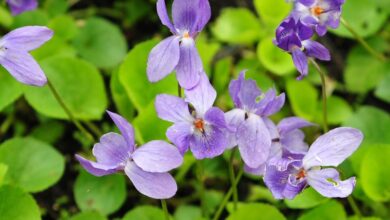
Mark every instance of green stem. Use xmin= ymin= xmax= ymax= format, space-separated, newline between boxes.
xmin=47 ymin=81 xmax=95 ymax=142
xmin=178 ymin=83 xmax=182 ymax=98
xmin=84 ymin=121 xmax=103 ymax=138
xmin=341 ymin=18 xmax=387 ymax=62
xmin=347 ymin=196 xmax=362 ymax=218
xmin=0 ymin=113 xmax=14 ymax=140
xmin=161 ymin=200 xmax=170 ymax=220
xmin=212 ymin=168 xmax=244 ymax=220
xmin=228 ymin=149 xmax=238 ymax=210
xmin=310 ymin=59 xmax=328 ymax=132
xmin=196 ymin=160 xmax=207 ymax=217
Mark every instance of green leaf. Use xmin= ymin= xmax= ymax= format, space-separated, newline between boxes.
xmin=316 ymin=96 xmax=353 ymax=125
xmin=174 ymin=205 xmax=202 ymax=220
xmin=25 ymin=57 xmax=108 ymax=120
xmin=31 ymin=36 xmax=76 ymax=61
xmin=298 ymin=201 xmax=346 ymax=220
xmin=118 ymin=39 xmax=177 ymax=110
xmin=227 ymin=203 xmax=286 ymax=220
xmin=48 ymin=15 xmax=78 ymax=41
xmin=0 ymin=185 xmax=41 ymax=220
xmin=285 ymin=187 xmax=329 ymax=209
xmin=0 ymin=138 xmax=64 ymax=192
xmin=375 ymin=73 xmax=390 ymax=103
xmin=30 ymin=120 xmax=65 ymax=144
xmin=257 ymin=37 xmax=295 ymax=75
xmin=330 ymin=0 xmax=387 ymax=38
xmin=286 ymin=79 xmax=318 ymax=121
xmin=196 ymin=33 xmax=221 ymax=74
xmin=0 ymin=163 xmax=8 ymax=186
xmin=0 ymin=6 xmax=13 ymax=28
xmin=73 ymin=17 xmax=127 ymax=68
xmin=213 ymin=57 xmax=233 ymax=94
xmin=361 ymin=144 xmax=390 ymax=201
xmin=212 ymin=8 xmax=262 ymax=44
xmin=0 ymin=67 xmax=23 ymax=112
xmin=74 ymin=171 xmax=126 ymax=215
xmin=69 ymin=211 xmax=107 ymax=220
xmin=110 ymin=69 xmax=135 ymax=121
xmin=12 ymin=10 xmax=49 ymax=28
xmin=44 ymin=0 xmax=69 ymax=17
xmin=253 ymin=0 xmax=292 ymax=29
xmin=123 ymin=206 xmax=166 ymax=220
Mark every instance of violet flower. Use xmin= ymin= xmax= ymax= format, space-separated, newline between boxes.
xmin=264 ymin=127 xmax=363 ymax=199
xmin=225 ymin=71 xmax=285 ymax=169
xmin=147 ymin=0 xmax=211 ymax=89
xmin=7 ymin=0 xmax=37 ymax=16
xmin=76 ymin=111 xmax=183 ymax=199
xmin=274 ymin=17 xmax=330 ymax=79
xmin=291 ymin=0 xmax=345 ymax=36
xmin=0 ymin=26 xmax=53 ymax=86
xmin=155 ymin=73 xmax=230 ymax=159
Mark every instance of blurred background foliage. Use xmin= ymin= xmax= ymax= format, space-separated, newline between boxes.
xmin=0 ymin=0 xmax=389 ymax=219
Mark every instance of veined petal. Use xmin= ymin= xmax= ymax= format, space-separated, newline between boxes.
xmin=225 ymin=109 xmax=246 ymax=149
xmin=291 ymin=48 xmax=308 ymax=79
xmin=193 ymin=0 xmax=211 ymax=33
xmin=92 ymin=132 xmax=130 ymax=166
xmin=278 ymin=117 xmax=313 ymax=136
xmin=7 ymin=0 xmax=37 ymax=16
xmin=303 ymin=40 xmax=330 ymax=61
xmin=147 ymin=36 xmax=180 ymax=82
xmin=125 ymin=162 xmax=177 ymax=199
xmin=172 ymin=0 xmax=210 ymax=34
xmin=166 ymin=122 xmax=192 ymax=154
xmin=307 ymin=168 xmax=356 ymax=198
xmin=75 ymin=155 xmax=119 ymax=177
xmin=2 ymin=26 xmax=53 ymax=51
xmin=303 ymin=127 xmax=363 ymax=169
xmin=156 ymin=0 xmax=176 ymax=33
xmin=282 ymin=129 xmax=309 ymax=153
xmin=190 ymin=124 xmax=228 ymax=159
xmin=107 ymin=111 xmax=135 ymax=152
xmin=0 ymin=49 xmax=47 ymax=86
xmin=155 ymin=94 xmax=192 ymax=123
xmin=205 ymin=107 xmax=227 ymax=128
xmin=176 ymin=39 xmax=202 ymax=89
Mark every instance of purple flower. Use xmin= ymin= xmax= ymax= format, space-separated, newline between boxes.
xmin=264 ymin=127 xmax=363 ymax=199
xmin=155 ymin=73 xmax=230 ymax=159
xmin=275 ymin=17 xmax=330 ymax=79
xmin=0 ymin=26 xmax=53 ymax=86
xmin=147 ymin=0 xmax=211 ymax=89
xmin=76 ymin=111 xmax=183 ymax=199
xmin=7 ymin=0 xmax=37 ymax=15
xmin=245 ymin=117 xmax=313 ymax=176
xmin=291 ymin=0 xmax=345 ymax=36
xmin=225 ymin=71 xmax=285 ymax=169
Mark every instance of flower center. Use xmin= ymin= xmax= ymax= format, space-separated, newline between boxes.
xmin=182 ymin=31 xmax=191 ymax=39
xmin=295 ymin=168 xmax=307 ymax=180
xmin=194 ymin=119 xmax=205 ymax=133
xmin=311 ymin=6 xmax=324 ymax=16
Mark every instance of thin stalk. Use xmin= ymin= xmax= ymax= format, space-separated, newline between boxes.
xmin=0 ymin=113 xmax=14 ymax=140
xmin=228 ymin=149 xmax=238 ymax=210
xmin=347 ymin=196 xmax=362 ymax=218
xmin=212 ymin=168 xmax=244 ymax=220
xmin=161 ymin=200 xmax=170 ymax=220
xmin=341 ymin=18 xmax=387 ymax=62
xmin=310 ymin=59 xmax=328 ymax=132
xmin=84 ymin=121 xmax=103 ymax=138
xmin=178 ymin=83 xmax=182 ymax=98
xmin=47 ymin=80 xmax=95 ymax=142
xmin=196 ymin=160 xmax=207 ymax=217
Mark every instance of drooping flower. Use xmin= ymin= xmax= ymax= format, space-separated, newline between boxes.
xmin=225 ymin=71 xmax=285 ymax=169
xmin=76 ymin=111 xmax=183 ymax=199
xmin=274 ymin=17 xmax=330 ymax=79
xmin=7 ymin=0 xmax=37 ymax=15
xmin=291 ymin=0 xmax=345 ymax=36
xmin=155 ymin=73 xmax=230 ymax=159
xmin=147 ymin=0 xmax=211 ymax=89
xmin=264 ymin=127 xmax=363 ymax=199
xmin=0 ymin=26 xmax=53 ymax=86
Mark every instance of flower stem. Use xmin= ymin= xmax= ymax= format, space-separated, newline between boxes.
xmin=228 ymin=149 xmax=238 ymax=210
xmin=212 ymin=168 xmax=244 ymax=220
xmin=196 ymin=160 xmax=207 ymax=217
xmin=0 ymin=113 xmax=14 ymax=140
xmin=310 ymin=59 xmax=328 ymax=132
xmin=341 ymin=18 xmax=387 ymax=62
xmin=47 ymin=80 xmax=95 ymax=142
xmin=347 ymin=196 xmax=362 ymax=218
xmin=160 ymin=200 xmax=170 ymax=220
xmin=178 ymin=83 xmax=182 ymax=98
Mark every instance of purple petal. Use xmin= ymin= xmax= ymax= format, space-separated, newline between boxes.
xmin=172 ymin=0 xmax=210 ymax=34
xmin=263 ymin=117 xmax=279 ymax=140
xmin=303 ymin=127 xmax=363 ymax=169
xmin=303 ymin=40 xmax=330 ymax=61
xmin=7 ymin=0 xmax=37 ymax=15
xmin=307 ymin=168 xmax=356 ymax=198
xmin=278 ymin=117 xmax=313 ymax=136
xmin=298 ymin=0 xmax=315 ymax=6
xmin=228 ymin=70 xmax=262 ymax=111
xmin=125 ymin=162 xmax=177 ymax=199
xmin=155 ymin=94 xmax=193 ymax=123
xmin=193 ymin=0 xmax=211 ymax=33
xmin=75 ymin=155 xmax=119 ymax=177
xmin=2 ymin=26 xmax=53 ymax=51
xmin=315 ymin=25 xmax=328 ymax=36
xmin=107 ymin=111 xmax=135 ymax=153
xmin=166 ymin=122 xmax=192 ymax=154
xmin=282 ymin=129 xmax=309 ymax=153
xmin=244 ymin=163 xmax=265 ymax=176
xmin=184 ymin=72 xmax=216 ymax=116
xmin=225 ymin=109 xmax=246 ymax=149
xmin=259 ymin=91 xmax=285 ymax=117
xmin=147 ymin=36 xmax=180 ymax=82
xmin=0 ymin=49 xmax=47 ymax=86
xmin=237 ymin=114 xmax=271 ymax=168
xmin=291 ymin=48 xmax=308 ymax=79
xmin=176 ymin=39 xmax=202 ymax=89
xmin=133 ymin=140 xmax=183 ymax=173
xmin=228 ymin=70 xmax=245 ymax=108
xmin=297 ymin=20 xmax=314 ymax=41
xmin=205 ymin=107 xmax=227 ymax=128
xmin=92 ymin=132 xmax=130 ymax=166
xmin=156 ymin=0 xmax=176 ymax=33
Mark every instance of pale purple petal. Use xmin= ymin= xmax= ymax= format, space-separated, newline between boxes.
xmin=2 ymin=26 xmax=53 ymax=51
xmin=107 ymin=111 xmax=135 ymax=153
xmin=172 ymin=0 xmax=210 ymax=34
xmin=75 ymin=155 xmax=119 ymax=177
xmin=263 ymin=117 xmax=279 ymax=140
xmin=147 ymin=36 xmax=180 ymax=82
xmin=282 ymin=129 xmax=309 ymax=153
xmin=166 ymin=122 xmax=192 ymax=154
xmin=316 ymin=25 xmax=328 ymax=36
xmin=278 ymin=117 xmax=313 ymax=136
xmin=303 ymin=127 xmax=363 ymax=169
xmin=193 ymin=0 xmax=211 ymax=33
xmin=237 ymin=114 xmax=271 ymax=168
xmin=156 ymin=0 xmax=176 ymax=33
xmin=260 ymin=92 xmax=285 ymax=117
xmin=125 ymin=162 xmax=177 ymax=199
xmin=307 ymin=168 xmax=356 ymax=198
xmin=298 ymin=0 xmax=315 ymax=6
xmin=244 ymin=163 xmax=265 ymax=176
xmin=228 ymin=71 xmax=245 ymax=108
xmin=132 ymin=140 xmax=183 ymax=173
xmin=0 ymin=49 xmax=47 ymax=86
xmin=205 ymin=107 xmax=227 ymax=128
xmin=189 ymin=124 xmax=228 ymax=159
xmin=7 ymin=0 xmax=37 ymax=16
xmin=155 ymin=94 xmax=193 ymax=123
xmin=184 ymin=72 xmax=216 ymax=116
xmin=303 ymin=40 xmax=330 ymax=61
xmin=176 ymin=39 xmax=202 ymax=89
xmin=225 ymin=109 xmax=246 ymax=149
xmin=292 ymin=48 xmax=308 ymax=79
xmin=92 ymin=132 xmax=130 ymax=166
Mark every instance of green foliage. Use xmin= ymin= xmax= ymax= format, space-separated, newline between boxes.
xmin=68 ymin=211 xmax=107 ymax=220
xmin=174 ymin=205 xmax=202 ymax=220
xmin=285 ymin=188 xmax=329 ymax=209
xmin=286 ymin=79 xmax=318 ymax=121
xmin=227 ymin=203 xmax=286 ymax=220
xmin=122 ymin=206 xmax=166 ymax=220
xmin=0 ymin=67 xmax=23 ymax=111
xmin=298 ymin=201 xmax=347 ymax=220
